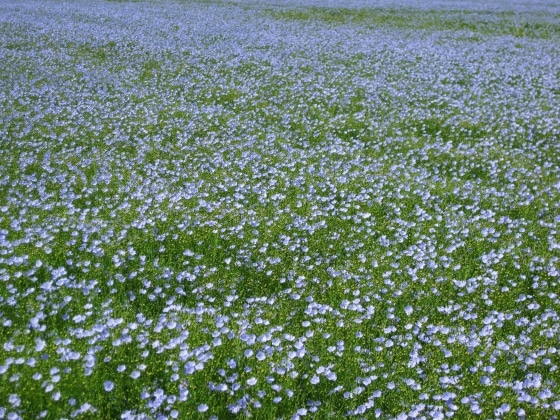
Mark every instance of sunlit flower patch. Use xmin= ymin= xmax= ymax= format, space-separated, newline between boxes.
xmin=1 ymin=0 xmax=560 ymax=418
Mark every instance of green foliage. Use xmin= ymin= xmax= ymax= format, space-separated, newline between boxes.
xmin=271 ymin=7 xmax=560 ymax=39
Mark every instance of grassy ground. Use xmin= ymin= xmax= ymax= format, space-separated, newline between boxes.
xmin=1 ymin=0 xmax=560 ymax=418
xmin=271 ymin=7 xmax=560 ymax=39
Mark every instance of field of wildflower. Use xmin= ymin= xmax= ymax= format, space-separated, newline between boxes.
xmin=1 ymin=0 xmax=560 ymax=418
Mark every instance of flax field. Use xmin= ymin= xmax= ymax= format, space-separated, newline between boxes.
xmin=1 ymin=0 xmax=560 ymax=418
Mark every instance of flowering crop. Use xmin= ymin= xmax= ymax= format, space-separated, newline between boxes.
xmin=1 ymin=0 xmax=560 ymax=418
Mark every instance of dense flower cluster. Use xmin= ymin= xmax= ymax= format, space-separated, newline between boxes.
xmin=1 ymin=0 xmax=559 ymax=418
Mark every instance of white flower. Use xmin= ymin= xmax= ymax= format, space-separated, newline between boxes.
xmin=326 ymin=371 xmax=337 ymax=381
xmin=8 ymin=394 xmax=20 ymax=407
